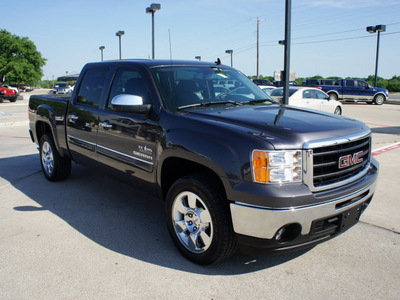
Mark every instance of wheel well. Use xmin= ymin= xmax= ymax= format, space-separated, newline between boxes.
xmin=374 ymin=93 xmax=386 ymax=99
xmin=35 ymin=121 xmax=52 ymax=143
xmin=161 ymin=157 xmax=226 ymax=201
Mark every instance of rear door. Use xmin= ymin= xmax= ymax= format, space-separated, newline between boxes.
xmin=343 ymin=80 xmax=357 ymax=100
xmin=66 ymin=66 xmax=109 ymax=165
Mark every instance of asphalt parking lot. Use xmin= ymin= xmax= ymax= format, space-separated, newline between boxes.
xmin=1 ymin=92 xmax=399 ymax=299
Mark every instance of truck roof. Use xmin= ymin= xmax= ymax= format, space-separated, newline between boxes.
xmin=85 ymin=59 xmax=233 ymax=69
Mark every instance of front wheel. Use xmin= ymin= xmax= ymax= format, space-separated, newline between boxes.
xmin=334 ymin=106 xmax=342 ymax=115
xmin=373 ymin=94 xmax=385 ymax=105
xmin=166 ymin=175 xmax=237 ymax=265
xmin=39 ymin=134 xmax=71 ymax=181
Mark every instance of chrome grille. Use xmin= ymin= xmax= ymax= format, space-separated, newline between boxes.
xmin=312 ymin=136 xmax=370 ymax=188
xmin=303 ymin=131 xmax=371 ymax=192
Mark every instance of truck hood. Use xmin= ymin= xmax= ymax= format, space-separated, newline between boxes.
xmin=188 ymin=105 xmax=369 ymax=149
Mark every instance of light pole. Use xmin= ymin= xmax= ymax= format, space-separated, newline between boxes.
xmin=116 ymin=31 xmax=125 ymax=60
xmin=146 ymin=3 xmax=161 ymax=59
xmin=366 ymin=24 xmax=386 ymax=87
xmin=99 ymin=46 xmax=105 ymax=61
xmin=282 ymin=0 xmax=291 ymax=105
xmin=195 ymin=56 xmax=201 ymax=61
xmin=225 ymin=50 xmax=233 ymax=67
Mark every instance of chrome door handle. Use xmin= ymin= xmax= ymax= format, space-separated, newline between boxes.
xmin=99 ymin=122 xmax=113 ymax=129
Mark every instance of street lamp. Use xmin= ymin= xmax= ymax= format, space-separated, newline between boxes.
xmin=116 ymin=31 xmax=125 ymax=60
xmin=225 ymin=50 xmax=233 ymax=67
xmin=195 ymin=56 xmax=201 ymax=61
xmin=99 ymin=46 xmax=105 ymax=61
xmin=366 ymin=24 xmax=386 ymax=87
xmin=146 ymin=3 xmax=161 ymax=59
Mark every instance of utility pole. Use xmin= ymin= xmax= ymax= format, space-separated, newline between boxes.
xmin=250 ymin=17 xmax=266 ymax=78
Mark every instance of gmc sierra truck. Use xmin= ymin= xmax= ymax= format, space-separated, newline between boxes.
xmin=29 ymin=60 xmax=379 ymax=265
xmin=303 ymin=78 xmax=389 ymax=105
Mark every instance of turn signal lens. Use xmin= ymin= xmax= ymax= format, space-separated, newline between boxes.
xmin=252 ymin=150 xmax=270 ymax=183
xmin=252 ymin=150 xmax=302 ymax=184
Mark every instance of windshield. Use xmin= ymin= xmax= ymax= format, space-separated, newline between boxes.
xmin=151 ymin=66 xmax=274 ymax=111
xmin=55 ymin=83 xmax=68 ymax=88
xmin=270 ymin=88 xmax=297 ymax=97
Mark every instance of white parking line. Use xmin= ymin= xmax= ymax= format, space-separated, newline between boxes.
xmin=372 ymin=142 xmax=400 ymax=156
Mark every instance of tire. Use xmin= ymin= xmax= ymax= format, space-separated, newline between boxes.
xmin=334 ymin=106 xmax=342 ymax=115
xmin=39 ymin=134 xmax=71 ymax=181
xmin=10 ymin=97 xmax=17 ymax=102
xmin=166 ymin=174 xmax=238 ymax=265
xmin=328 ymin=93 xmax=338 ymax=101
xmin=373 ymin=94 xmax=385 ymax=105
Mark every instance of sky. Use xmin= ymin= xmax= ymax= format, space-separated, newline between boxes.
xmin=2 ymin=0 xmax=400 ymax=81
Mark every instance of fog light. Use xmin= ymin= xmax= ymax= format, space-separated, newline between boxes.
xmin=274 ymin=223 xmax=302 ymax=243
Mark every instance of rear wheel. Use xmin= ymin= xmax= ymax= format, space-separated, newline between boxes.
xmin=39 ymin=134 xmax=71 ymax=181
xmin=166 ymin=174 xmax=237 ymax=265
xmin=373 ymin=94 xmax=385 ymax=105
xmin=328 ymin=93 xmax=338 ymax=100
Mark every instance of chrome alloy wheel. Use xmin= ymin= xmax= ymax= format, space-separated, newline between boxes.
xmin=41 ymin=141 xmax=54 ymax=176
xmin=171 ymin=191 xmax=213 ymax=253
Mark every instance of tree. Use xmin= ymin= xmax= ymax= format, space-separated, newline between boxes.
xmin=0 ymin=29 xmax=46 ymax=85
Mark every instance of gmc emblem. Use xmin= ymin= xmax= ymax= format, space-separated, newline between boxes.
xmin=339 ymin=151 xmax=364 ymax=169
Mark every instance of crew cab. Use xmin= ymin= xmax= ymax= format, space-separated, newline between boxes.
xmin=303 ymin=78 xmax=389 ymax=105
xmin=29 ymin=60 xmax=379 ymax=264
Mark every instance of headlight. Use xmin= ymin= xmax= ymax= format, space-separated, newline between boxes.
xmin=252 ymin=150 xmax=302 ymax=184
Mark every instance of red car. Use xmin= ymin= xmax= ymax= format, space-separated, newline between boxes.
xmin=0 ymin=84 xmax=17 ymax=103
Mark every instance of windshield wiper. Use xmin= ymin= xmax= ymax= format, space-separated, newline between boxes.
xmin=177 ymin=100 xmax=242 ymax=110
xmin=242 ymin=99 xmax=275 ymax=105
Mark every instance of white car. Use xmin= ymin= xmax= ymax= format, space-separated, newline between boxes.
xmin=269 ymin=87 xmax=343 ymax=115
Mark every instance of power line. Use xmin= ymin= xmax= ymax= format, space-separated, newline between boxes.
xmin=293 ymin=31 xmax=400 ymax=45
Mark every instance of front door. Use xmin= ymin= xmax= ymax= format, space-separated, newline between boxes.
xmin=96 ymin=67 xmax=162 ymax=186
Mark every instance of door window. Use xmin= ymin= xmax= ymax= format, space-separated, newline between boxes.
xmin=315 ymin=90 xmax=329 ymax=99
xmin=107 ymin=69 xmax=150 ymax=108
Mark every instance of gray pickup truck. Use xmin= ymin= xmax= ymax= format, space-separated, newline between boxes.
xmin=28 ymin=59 xmax=379 ymax=264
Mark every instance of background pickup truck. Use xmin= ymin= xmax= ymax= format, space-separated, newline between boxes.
xmin=303 ymin=78 xmax=389 ymax=105
xmin=0 ymin=84 xmax=17 ymax=103
xmin=29 ymin=60 xmax=379 ymax=264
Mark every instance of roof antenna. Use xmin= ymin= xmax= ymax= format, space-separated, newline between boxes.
xmin=215 ymin=58 xmax=221 ymax=65
xmin=169 ymin=29 xmax=173 ymax=61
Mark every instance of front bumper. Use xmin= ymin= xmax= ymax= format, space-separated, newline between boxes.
xmin=0 ymin=94 xmax=17 ymax=100
xmin=230 ymin=157 xmax=379 ymax=253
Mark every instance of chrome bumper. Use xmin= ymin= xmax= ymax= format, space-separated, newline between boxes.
xmin=230 ymin=176 xmax=378 ymax=239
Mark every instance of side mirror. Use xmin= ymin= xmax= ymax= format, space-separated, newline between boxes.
xmin=111 ymin=94 xmax=151 ymax=114
xmin=365 ymin=85 xmax=370 ymax=89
